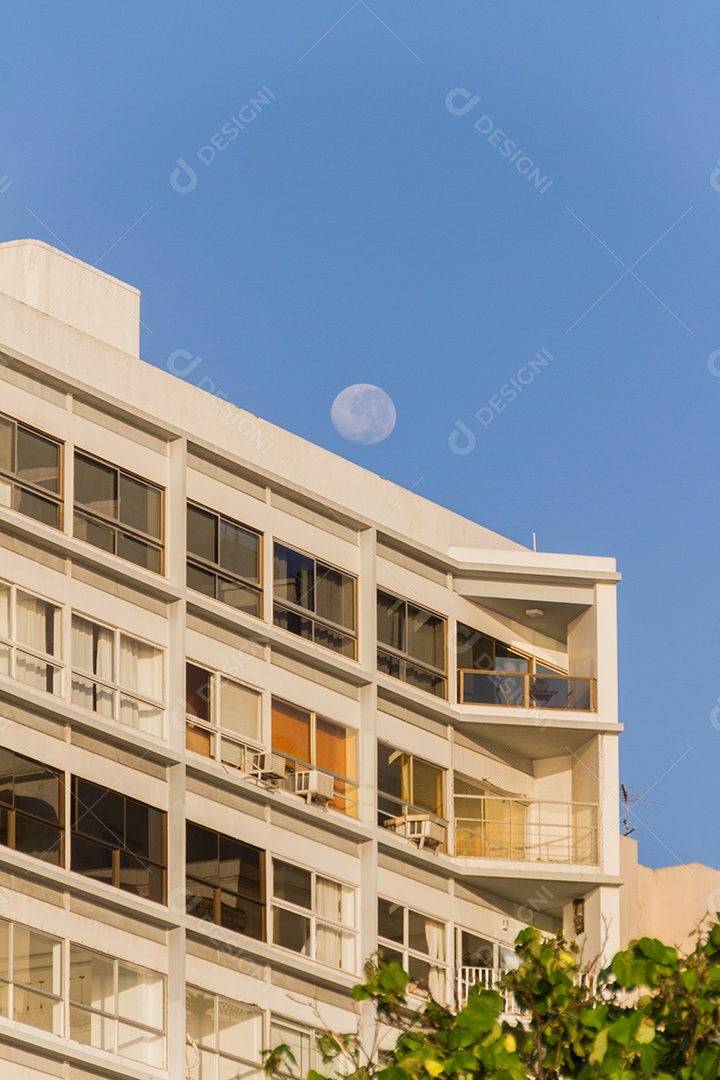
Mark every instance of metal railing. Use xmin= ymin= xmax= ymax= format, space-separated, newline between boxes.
xmin=454 ymin=799 xmax=598 ymax=865
xmin=272 ymin=749 xmax=360 ymax=818
xmin=458 ymin=670 xmax=595 ymax=711
xmin=378 ymin=792 xmax=448 ymax=851
xmin=457 ymin=967 xmax=597 ymax=1012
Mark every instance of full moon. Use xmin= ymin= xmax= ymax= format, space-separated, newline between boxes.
xmin=331 ymin=384 xmax=396 ymax=445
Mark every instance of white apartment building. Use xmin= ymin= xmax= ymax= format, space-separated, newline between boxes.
xmin=0 ymin=239 xmax=622 ymax=1080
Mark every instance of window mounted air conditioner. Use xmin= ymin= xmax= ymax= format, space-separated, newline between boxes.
xmin=287 ymin=768 xmax=335 ymax=804
xmin=247 ymin=751 xmax=286 ymax=782
xmin=388 ymin=813 xmax=445 ymax=850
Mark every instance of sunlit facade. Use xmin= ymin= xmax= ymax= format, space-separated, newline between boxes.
xmin=0 ymin=240 xmax=622 ymax=1079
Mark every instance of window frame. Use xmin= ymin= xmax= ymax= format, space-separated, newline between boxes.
xmin=270 ymin=857 xmax=357 ymax=972
xmin=377 ymin=898 xmax=448 ymax=999
xmin=0 ymin=578 xmax=64 ymax=697
xmin=376 ymin=743 xmax=446 ymax=825
xmin=0 ymin=916 xmax=64 ymax=1035
xmin=0 ymin=412 xmax=63 ymax=530
xmin=185 ymin=660 xmax=263 ymax=767
xmin=271 ymin=697 xmax=359 ymax=817
xmin=273 ymin=541 xmax=358 ymax=659
xmin=70 ymin=777 xmax=167 ymax=905
xmin=69 ymin=943 xmax=167 ymax=1068
xmin=73 ymin=450 xmax=165 ymax=574
xmin=71 ymin=612 xmax=166 ymax=738
xmin=186 ymin=984 xmax=264 ymax=1080
xmin=377 ymin=590 xmax=447 ymax=698
xmin=0 ymin=746 xmax=64 ymax=867
xmin=186 ymin=501 xmax=263 ymax=617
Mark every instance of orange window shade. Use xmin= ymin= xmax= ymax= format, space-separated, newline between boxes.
xmin=316 ymin=718 xmax=356 ymax=780
xmin=272 ymin=700 xmax=311 ymax=762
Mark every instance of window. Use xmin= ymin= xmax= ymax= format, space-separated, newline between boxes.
xmin=71 ymin=616 xmax=165 ymax=737
xmin=71 ymin=779 xmax=166 ymax=903
xmin=0 ymin=413 xmax=62 ymax=528
xmin=0 ymin=747 xmax=63 ymax=865
xmin=272 ymin=859 xmax=356 ymax=971
xmin=453 ymin=775 xmax=526 ymax=860
xmin=74 ymin=452 xmax=163 ymax=573
xmin=0 ymin=581 xmax=63 ymax=696
xmin=272 ymin=699 xmax=358 ymax=817
xmin=185 ymin=662 xmax=261 ymax=767
xmin=69 ymin=946 xmax=166 ymax=1068
xmin=187 ymin=503 xmax=262 ymax=617
xmin=377 ymin=899 xmax=446 ymax=1000
xmin=377 ymin=744 xmax=444 ymax=826
xmin=0 ymin=918 xmax=63 ymax=1034
xmin=269 ymin=1020 xmax=327 ymax=1078
xmin=186 ymin=987 xmax=263 ymax=1080
xmin=185 ymin=823 xmax=265 ymax=940
xmin=273 ymin=543 xmax=356 ymax=658
xmin=377 ymin=592 xmax=446 ymax=697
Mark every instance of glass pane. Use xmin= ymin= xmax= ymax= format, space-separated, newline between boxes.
xmin=70 ymin=946 xmax=114 ymax=1011
xmin=377 ymin=592 xmax=404 ymax=651
xmin=187 ymin=563 xmax=216 ymax=598
xmin=72 ymin=615 xmax=114 ymax=680
xmin=273 ymin=544 xmax=314 ymax=611
xmin=456 ymin=625 xmax=495 ymax=674
xmin=186 ymin=880 xmax=215 ymax=922
xmin=0 ymin=582 xmax=9 ymax=639
xmin=495 ymin=644 xmax=529 ymax=673
xmin=117 ymin=532 xmax=162 ymax=573
xmin=16 ymin=593 xmax=60 ymax=656
xmin=404 ymin=663 xmax=446 ymax=698
xmin=377 ymin=745 xmax=403 ymax=801
xmin=74 ymin=779 xmax=123 ymax=842
xmin=407 ymin=605 xmax=445 ymax=671
xmin=119 ymin=473 xmax=162 ymax=538
xmin=0 ymin=416 xmax=13 ymax=472
xmin=0 ymin=642 xmax=8 ymax=677
xmin=186 ymin=986 xmax=216 ymax=1048
xmin=120 ymin=636 xmax=163 ymax=701
xmin=378 ymin=899 xmax=404 ymax=944
xmin=187 ymin=663 xmax=212 ymax=723
xmin=217 ymin=998 xmax=263 ymax=1059
xmin=409 ymin=910 xmax=445 ymax=961
xmin=119 ymin=851 xmax=165 ymax=903
xmin=13 ymin=985 xmax=61 ymax=1033
xmin=119 ymin=696 xmax=164 ymax=736
xmin=273 ymin=859 xmax=312 ymax=908
xmin=0 ymin=919 xmax=9 ymax=979
xmin=16 ymin=488 xmax=60 ymax=528
xmin=271 ymin=700 xmax=310 ymax=763
xmin=316 ymin=924 xmax=355 ymax=971
xmin=316 ymin=718 xmax=354 ymax=780
xmin=188 ymin=505 xmax=217 ymax=562
xmin=72 ymin=675 xmax=115 ymax=717
xmin=187 ymin=723 xmax=214 ymax=757
xmin=74 ymin=510 xmax=115 ymax=553
xmin=118 ymin=962 xmax=165 ymax=1030
xmin=16 ymin=427 xmax=60 ymax=493
xmin=0 ymin=477 xmax=10 ymax=508
xmin=14 ymin=815 xmax=61 ymax=864
xmin=313 ymin=623 xmax=356 ymax=657
xmin=219 ymin=836 xmax=262 ymax=904
xmin=70 ymin=1004 xmax=114 ymax=1051
xmin=315 ymin=566 xmax=355 ymax=631
xmin=13 ymin=755 xmax=60 ymax=822
xmin=118 ymin=1022 xmax=165 ymax=1067
xmin=412 ymin=760 xmax=444 ymax=816
xmin=272 ymin=906 xmax=310 ymax=955
xmin=220 ymin=892 xmax=264 ymax=940
xmin=219 ymin=520 xmax=259 ymax=582
xmin=75 ymin=454 xmax=117 ymax=517
xmin=316 ymin=878 xmax=354 ymax=927
xmin=273 ymin=605 xmax=313 ymax=642
xmin=13 ymin=926 xmax=61 ymax=994
xmin=461 ymin=932 xmax=495 ymax=967
xmin=15 ymin=652 xmax=62 ymax=695
xmin=218 ymin=577 xmax=261 ymax=616
xmin=71 ymin=835 xmax=114 ymax=886
xmin=186 ymin=823 xmax=217 ymax=882
xmin=219 ymin=679 xmax=259 ymax=741
xmin=270 ymin=1023 xmax=311 ymax=1077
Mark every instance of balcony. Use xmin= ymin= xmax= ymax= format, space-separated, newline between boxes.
xmin=378 ymin=793 xmax=448 ymax=852
xmin=455 ymin=799 xmax=598 ymax=865
xmin=457 ymin=966 xmax=597 ymax=1012
xmin=458 ymin=670 xmax=595 ymax=711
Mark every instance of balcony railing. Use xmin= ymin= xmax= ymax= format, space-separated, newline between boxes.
xmin=454 ymin=800 xmax=598 ymax=865
xmin=458 ymin=670 xmax=595 ymax=711
xmin=457 ymin=967 xmax=597 ymax=1012
xmin=378 ymin=792 xmax=448 ymax=852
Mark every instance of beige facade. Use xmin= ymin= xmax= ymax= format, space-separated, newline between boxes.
xmin=0 ymin=239 xmax=623 ymax=1079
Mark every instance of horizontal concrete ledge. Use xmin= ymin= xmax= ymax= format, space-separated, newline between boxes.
xmin=0 ymin=1017 xmax=165 ymax=1080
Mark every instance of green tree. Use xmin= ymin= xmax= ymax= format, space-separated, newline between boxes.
xmin=263 ymin=923 xmax=720 ymax=1080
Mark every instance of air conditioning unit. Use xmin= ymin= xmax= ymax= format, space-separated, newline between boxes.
xmin=247 ymin=751 xmax=286 ymax=782
xmin=287 ymin=769 xmax=335 ymax=804
xmin=390 ymin=814 xmax=445 ymax=850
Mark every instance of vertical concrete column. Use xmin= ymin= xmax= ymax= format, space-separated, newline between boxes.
xmin=358 ymin=526 xmax=379 ymax=1065
xmin=166 ymin=436 xmax=188 ymax=1080
xmin=594 ymin=583 xmax=619 ymax=725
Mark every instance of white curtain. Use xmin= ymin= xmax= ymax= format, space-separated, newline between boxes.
xmin=117 ymin=963 xmax=165 ymax=1030
xmin=72 ymin=617 xmax=115 ymax=716
xmin=120 ymin=635 xmax=163 ymax=701
xmin=0 ymin=583 xmax=9 ymax=639
xmin=16 ymin=592 xmax=55 ymax=654
xmin=316 ymin=879 xmax=356 ymax=970
xmin=424 ymin=918 xmax=445 ymax=1001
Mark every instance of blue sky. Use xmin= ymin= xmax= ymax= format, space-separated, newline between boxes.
xmin=1 ymin=2 xmax=719 ymax=869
